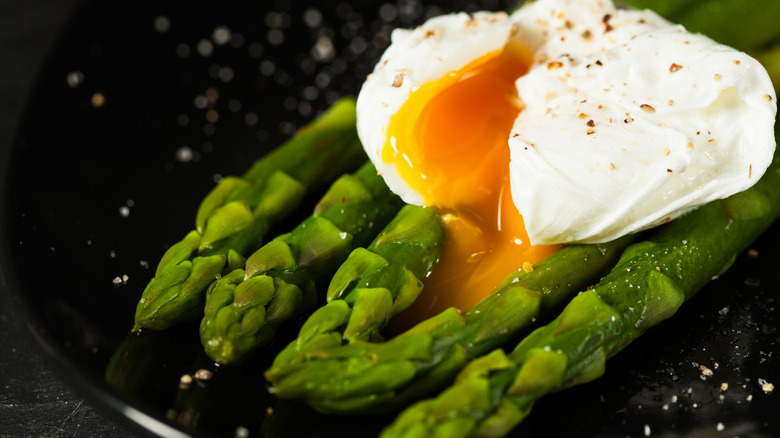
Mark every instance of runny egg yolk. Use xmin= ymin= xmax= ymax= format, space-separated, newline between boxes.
xmin=382 ymin=43 xmax=561 ymax=327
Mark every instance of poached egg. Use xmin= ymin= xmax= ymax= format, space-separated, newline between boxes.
xmin=356 ymin=0 xmax=777 ymax=318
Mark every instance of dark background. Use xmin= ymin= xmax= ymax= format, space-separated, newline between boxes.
xmin=0 ymin=1 xmax=136 ymax=436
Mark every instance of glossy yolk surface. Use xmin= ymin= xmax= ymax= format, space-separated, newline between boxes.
xmin=383 ymin=44 xmax=561 ymax=327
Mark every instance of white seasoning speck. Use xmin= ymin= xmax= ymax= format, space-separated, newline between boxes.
xmin=119 ymin=206 xmax=130 ymax=217
xmin=312 ymin=35 xmax=335 ymax=61
xmin=194 ymin=95 xmax=209 ymax=109
xmin=66 ymin=71 xmax=85 ymax=88
xmin=153 ymin=15 xmax=170 ymax=33
xmin=212 ymin=26 xmax=232 ymax=45
xmin=235 ymin=426 xmax=250 ymax=438
xmin=303 ymin=8 xmax=323 ymax=28
xmin=644 ymin=424 xmax=651 ymax=436
xmin=716 ymin=423 xmax=724 ymax=431
xmin=176 ymin=146 xmax=194 ymax=162
xmin=197 ymin=39 xmax=214 ymax=57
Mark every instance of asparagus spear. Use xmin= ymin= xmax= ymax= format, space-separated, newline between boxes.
xmin=382 ymin=152 xmax=780 ymax=438
xmin=200 ymin=162 xmax=404 ymax=364
xmin=262 ymin=233 xmax=635 ymax=412
xmin=265 ymin=204 xmax=445 ymax=385
xmin=133 ymin=98 xmax=366 ymax=332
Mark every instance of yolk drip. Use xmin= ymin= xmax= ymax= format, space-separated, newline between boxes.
xmin=383 ymin=44 xmax=561 ymax=328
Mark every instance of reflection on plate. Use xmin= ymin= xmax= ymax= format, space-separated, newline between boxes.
xmin=1 ymin=0 xmax=778 ymax=437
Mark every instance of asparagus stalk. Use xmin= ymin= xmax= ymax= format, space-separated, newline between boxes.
xmin=133 ymin=98 xmax=365 ymax=332
xmin=200 ymin=162 xmax=404 ymax=364
xmin=265 ymin=204 xmax=445 ymax=386
xmin=382 ymin=153 xmax=780 ymax=438
xmin=262 ymin=233 xmax=635 ymax=412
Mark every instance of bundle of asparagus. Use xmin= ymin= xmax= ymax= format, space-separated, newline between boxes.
xmin=124 ymin=1 xmax=779 ymax=437
xmin=133 ymin=98 xmax=365 ymax=332
xmin=200 ymin=161 xmax=404 ymax=364
xmin=267 ymin=204 xmax=445 ymax=381
xmin=265 ymin=236 xmax=636 ymax=412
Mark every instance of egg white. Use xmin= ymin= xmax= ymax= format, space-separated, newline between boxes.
xmin=356 ymin=10 xmax=519 ymax=206
xmin=356 ymin=0 xmax=777 ymax=244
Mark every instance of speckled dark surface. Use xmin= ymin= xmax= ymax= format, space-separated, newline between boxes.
xmin=0 ymin=1 xmax=778 ymax=438
xmin=0 ymin=1 xmax=136 ymax=437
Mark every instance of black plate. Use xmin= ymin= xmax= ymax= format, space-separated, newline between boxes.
xmin=1 ymin=0 xmax=779 ymax=437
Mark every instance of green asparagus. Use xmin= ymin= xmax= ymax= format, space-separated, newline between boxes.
xmin=628 ymin=0 xmax=780 ymax=52
xmin=263 ymin=234 xmax=635 ymax=412
xmin=382 ymin=151 xmax=780 ymax=438
xmin=133 ymin=98 xmax=365 ymax=332
xmin=265 ymin=204 xmax=445 ymax=386
xmin=199 ymin=162 xmax=404 ymax=364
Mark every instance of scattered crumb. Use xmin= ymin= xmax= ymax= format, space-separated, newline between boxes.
xmin=179 ymin=374 xmax=193 ymax=388
xmin=522 ymin=261 xmax=534 ymax=272
xmin=747 ymin=249 xmax=759 ymax=258
xmin=91 ymin=92 xmax=106 ymax=107
xmin=195 ymin=369 xmax=213 ymax=381
xmin=721 ymin=382 xmax=729 ymax=391
xmin=758 ymin=378 xmax=774 ymax=393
